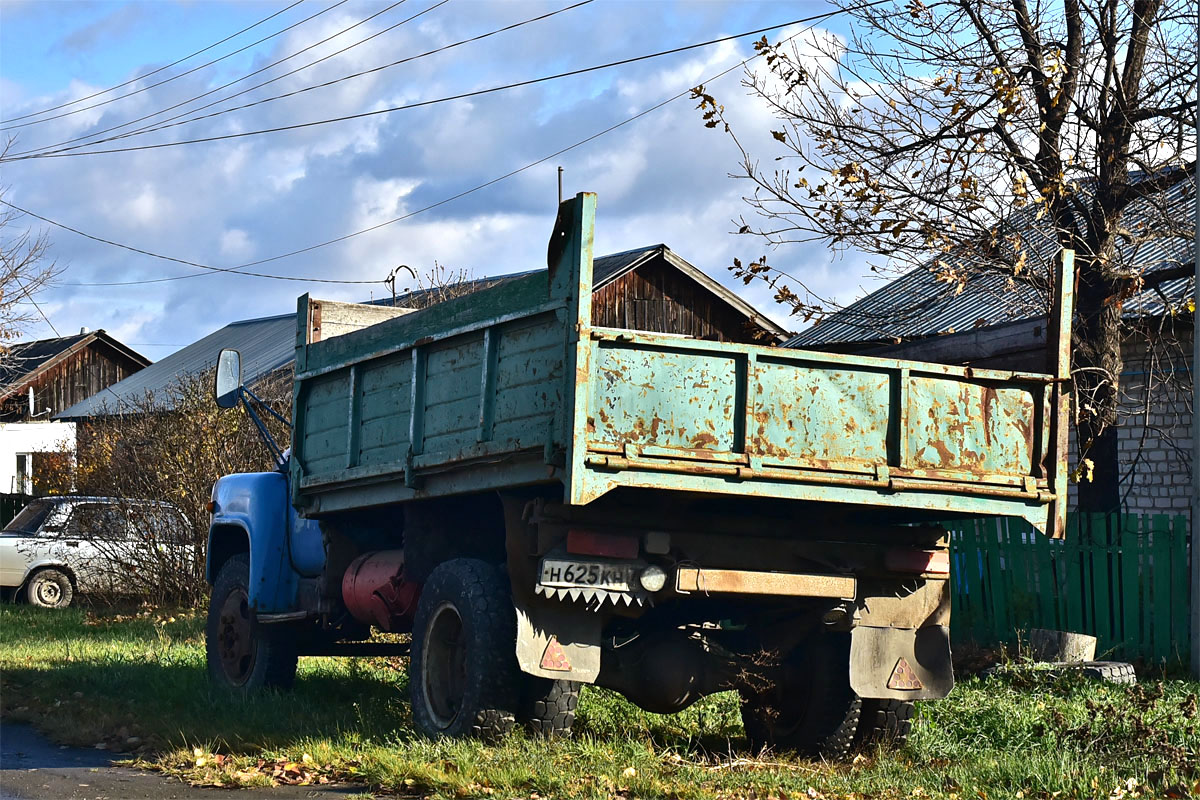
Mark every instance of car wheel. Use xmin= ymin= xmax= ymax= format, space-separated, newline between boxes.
xmin=24 ymin=569 xmax=74 ymax=609
xmin=409 ymin=558 xmax=521 ymax=739
xmin=206 ymin=554 xmax=297 ymax=691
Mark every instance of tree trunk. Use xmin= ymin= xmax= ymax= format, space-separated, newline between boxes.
xmin=1072 ymin=261 xmax=1124 ymax=515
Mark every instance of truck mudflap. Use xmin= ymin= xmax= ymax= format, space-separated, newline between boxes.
xmin=849 ymin=625 xmax=954 ymax=701
xmin=514 ymin=597 xmax=602 ymax=682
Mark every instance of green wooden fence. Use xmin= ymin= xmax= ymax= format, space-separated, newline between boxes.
xmin=948 ymin=513 xmax=1191 ymax=667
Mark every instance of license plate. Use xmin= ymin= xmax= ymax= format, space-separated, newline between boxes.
xmin=539 ymin=558 xmax=637 ymax=591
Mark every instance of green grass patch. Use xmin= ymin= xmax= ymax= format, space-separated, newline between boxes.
xmin=1 ymin=604 xmax=1197 ymax=798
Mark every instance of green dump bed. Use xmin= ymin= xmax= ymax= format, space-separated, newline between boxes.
xmin=290 ymin=194 xmax=1071 ymax=536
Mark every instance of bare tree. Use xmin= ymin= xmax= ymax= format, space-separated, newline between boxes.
xmin=0 ymin=142 xmax=60 ymax=357
xmin=41 ymin=370 xmax=292 ymax=603
xmin=698 ymin=0 xmax=1196 ymax=512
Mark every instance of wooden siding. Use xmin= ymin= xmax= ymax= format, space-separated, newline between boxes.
xmin=591 ymin=259 xmax=761 ymax=343
xmin=1 ymin=340 xmax=147 ymax=420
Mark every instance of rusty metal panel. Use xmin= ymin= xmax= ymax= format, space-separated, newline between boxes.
xmin=589 ymin=345 xmax=740 ymax=454
xmin=904 ymin=377 xmax=1036 ymax=476
xmin=675 ymin=567 xmax=855 ymax=598
xmin=752 ymin=359 xmax=891 ymax=468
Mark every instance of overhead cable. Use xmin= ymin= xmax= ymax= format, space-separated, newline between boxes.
xmin=0 ymin=200 xmax=384 ymax=285
xmin=14 ymin=0 xmax=593 ymax=161
xmin=19 ymin=4 xmax=867 ymax=288
xmin=10 ymin=0 xmax=435 ymax=159
xmin=0 ymin=0 xmax=305 ymax=124
xmin=3 ymin=8 xmax=871 ymax=160
xmin=0 ymin=0 xmax=352 ymax=132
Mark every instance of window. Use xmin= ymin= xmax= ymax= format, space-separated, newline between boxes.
xmin=65 ymin=504 xmax=129 ymax=541
xmin=13 ymin=454 xmax=31 ymax=494
xmin=3 ymin=500 xmax=54 ymax=534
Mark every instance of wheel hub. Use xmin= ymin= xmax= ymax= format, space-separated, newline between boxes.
xmin=218 ymin=588 xmax=256 ymax=685
xmin=34 ymin=580 xmax=60 ymax=605
xmin=422 ymin=601 xmax=467 ymax=728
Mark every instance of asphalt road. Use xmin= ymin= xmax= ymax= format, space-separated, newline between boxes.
xmin=0 ymin=721 xmax=372 ymax=800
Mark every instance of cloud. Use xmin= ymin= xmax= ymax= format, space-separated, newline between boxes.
xmin=55 ymin=4 xmax=146 ymax=56
xmin=4 ymin=1 xmax=872 ymax=352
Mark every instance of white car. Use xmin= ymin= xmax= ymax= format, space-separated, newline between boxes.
xmin=0 ymin=496 xmax=191 ymax=608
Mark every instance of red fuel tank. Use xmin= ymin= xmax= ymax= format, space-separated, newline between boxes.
xmin=341 ymin=550 xmax=421 ymax=632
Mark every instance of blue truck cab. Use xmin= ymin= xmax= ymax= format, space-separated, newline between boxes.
xmin=206 ymin=467 xmax=325 ymax=614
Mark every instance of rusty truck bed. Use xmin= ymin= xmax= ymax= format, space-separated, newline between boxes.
xmin=289 ymin=193 xmax=1070 ymax=535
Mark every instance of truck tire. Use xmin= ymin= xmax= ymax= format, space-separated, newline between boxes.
xmin=24 ymin=568 xmax=73 ymax=609
xmin=740 ymin=632 xmax=862 ymax=759
xmin=521 ymin=676 xmax=579 ymax=737
xmin=206 ymin=554 xmax=298 ymax=691
xmin=409 ymin=558 xmax=521 ymax=739
xmin=855 ymin=698 xmax=914 ymax=748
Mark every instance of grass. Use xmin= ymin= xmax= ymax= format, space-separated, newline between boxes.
xmin=1 ymin=604 xmax=1197 ymax=799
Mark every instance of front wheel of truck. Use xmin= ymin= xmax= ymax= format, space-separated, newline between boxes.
xmin=409 ymin=558 xmax=521 ymax=739
xmin=206 ymin=554 xmax=298 ymax=691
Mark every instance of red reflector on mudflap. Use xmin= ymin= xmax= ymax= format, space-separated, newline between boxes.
xmin=885 ymin=549 xmax=950 ymax=575
xmin=540 ymin=636 xmax=572 ymax=672
xmin=887 ymin=657 xmax=924 ymax=690
xmin=567 ymin=529 xmax=638 ymax=559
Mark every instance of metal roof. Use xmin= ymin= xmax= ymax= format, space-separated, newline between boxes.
xmin=58 ymin=245 xmax=784 ymax=419
xmin=57 ymin=314 xmax=295 ymax=419
xmin=788 ymin=177 xmax=1195 ymax=349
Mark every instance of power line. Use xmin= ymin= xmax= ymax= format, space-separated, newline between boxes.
xmin=0 ymin=200 xmax=385 ymax=286
xmin=0 ymin=0 xmax=305 ymax=125
xmin=10 ymin=0 xmax=432 ymax=159
xmin=3 ymin=10 xmax=862 ymax=161
xmin=14 ymin=0 xmax=588 ymax=161
xmin=24 ymin=4 xmax=863 ymax=289
xmin=0 ymin=0 xmax=352 ymax=132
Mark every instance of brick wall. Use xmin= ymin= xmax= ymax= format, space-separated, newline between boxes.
xmin=1068 ymin=326 xmax=1193 ymax=521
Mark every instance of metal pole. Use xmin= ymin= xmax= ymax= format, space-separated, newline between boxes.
xmin=558 ymin=166 xmax=564 ymax=205
xmin=1191 ymin=33 xmax=1199 ymax=678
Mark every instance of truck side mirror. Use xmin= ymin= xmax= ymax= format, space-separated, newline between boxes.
xmin=215 ymin=349 xmax=243 ymax=409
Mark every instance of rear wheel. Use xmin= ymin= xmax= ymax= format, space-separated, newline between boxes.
xmin=206 ymin=554 xmax=297 ymax=691
xmin=855 ymin=698 xmax=915 ymax=748
xmin=521 ymin=676 xmax=580 ymax=737
xmin=740 ymin=633 xmax=862 ymax=759
xmin=24 ymin=569 xmax=73 ymax=609
xmin=409 ymin=558 xmax=521 ymax=739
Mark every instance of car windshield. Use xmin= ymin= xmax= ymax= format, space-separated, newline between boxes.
xmin=3 ymin=500 xmax=55 ymax=534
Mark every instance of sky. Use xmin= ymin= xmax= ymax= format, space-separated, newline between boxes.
xmin=0 ymin=0 xmax=881 ymax=360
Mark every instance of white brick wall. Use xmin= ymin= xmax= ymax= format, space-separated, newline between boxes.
xmin=1068 ymin=327 xmax=1193 ymax=521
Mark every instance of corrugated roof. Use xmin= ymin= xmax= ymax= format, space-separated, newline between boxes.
xmin=57 ymin=314 xmax=295 ymax=419
xmin=58 ymin=244 xmax=784 ymax=419
xmin=788 ymin=177 xmax=1195 ymax=349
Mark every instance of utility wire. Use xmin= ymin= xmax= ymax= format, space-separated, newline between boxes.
xmin=0 ymin=0 xmax=305 ymax=125
xmin=0 ymin=0 xmax=352 ymax=132
xmin=4 ymin=9 xmax=866 ymax=161
xmin=14 ymin=0 xmax=589 ymax=161
xmin=0 ymin=200 xmax=384 ymax=286
xmin=22 ymin=4 xmax=865 ymax=288
xmin=10 ymin=0 xmax=432 ymax=159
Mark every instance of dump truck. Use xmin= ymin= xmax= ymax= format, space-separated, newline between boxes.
xmin=205 ymin=192 xmax=1073 ymax=756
